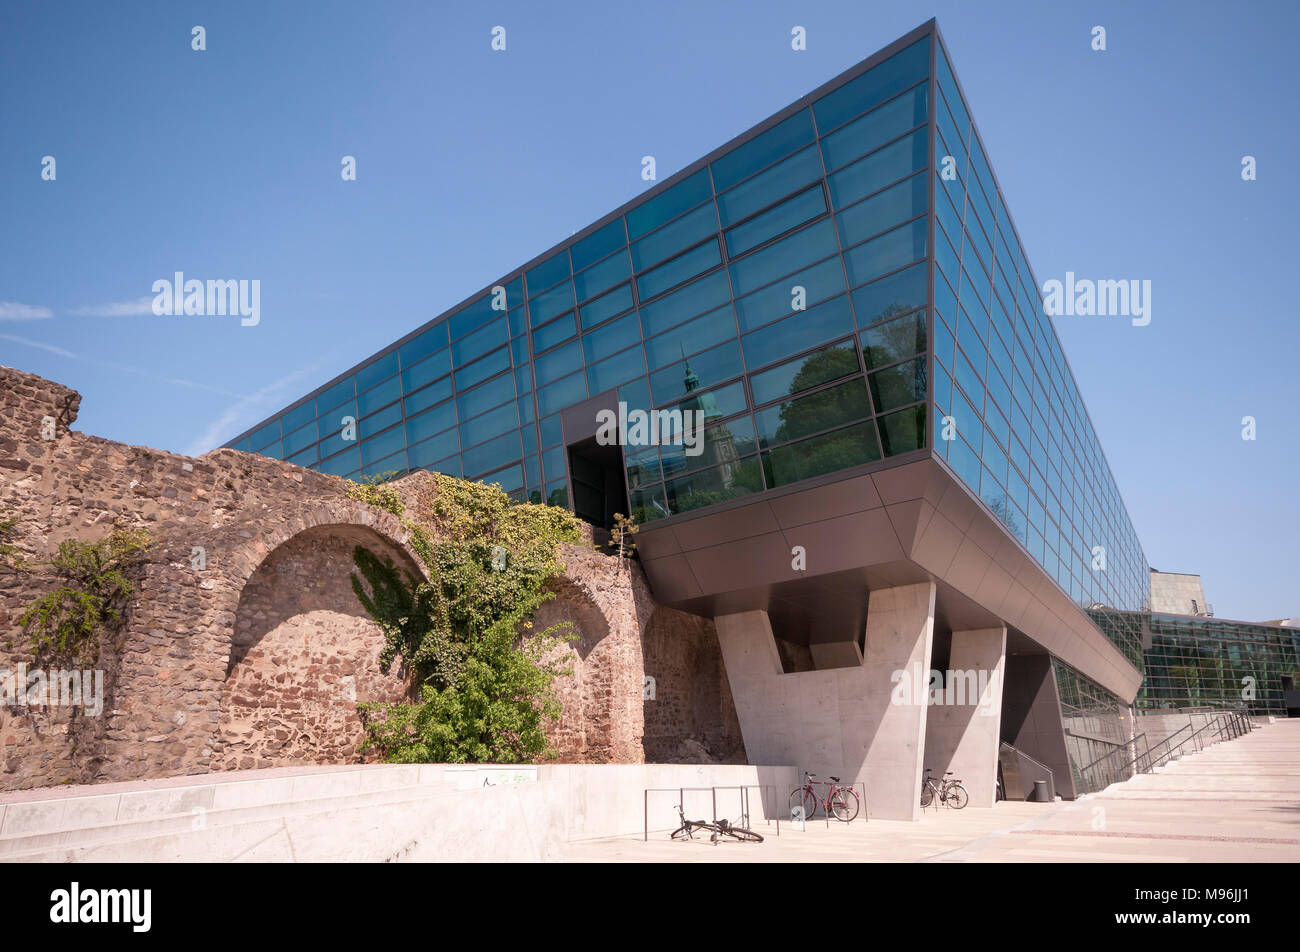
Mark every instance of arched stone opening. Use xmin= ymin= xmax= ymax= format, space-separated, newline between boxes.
xmin=211 ymin=523 xmax=423 ymax=770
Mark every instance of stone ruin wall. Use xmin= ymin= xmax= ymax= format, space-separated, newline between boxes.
xmin=0 ymin=365 xmax=744 ymax=790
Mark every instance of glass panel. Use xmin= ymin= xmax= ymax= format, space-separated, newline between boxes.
xmin=762 ymin=421 xmax=881 ymax=487
xmin=401 ymin=349 xmax=451 ymax=394
xmin=317 ymin=376 xmax=356 ymax=413
xmin=539 ymin=410 xmax=563 ymax=447
xmin=579 ymin=282 xmax=635 ymax=330
xmin=360 ymin=425 xmax=404 ymax=466
xmin=638 ymin=270 xmax=730 ymax=337
xmin=826 ymin=127 xmax=927 ymax=209
xmin=452 ymin=314 xmax=509 ymax=366
xmin=463 ymin=431 xmax=522 ymax=478
xmin=537 ymin=370 xmax=587 ymax=416
xmin=250 ymin=420 xmax=281 ymax=450
xmin=868 ymin=357 xmax=926 ymax=412
xmin=733 ymin=256 xmax=845 ymax=332
xmin=283 ymin=420 xmax=317 ymax=456
xmin=836 ymin=172 xmax=926 ymax=249
xmin=716 ymin=145 xmax=823 ymax=226
xmin=545 ymin=478 xmax=569 ymax=509
xmin=631 ymin=203 xmax=718 ymax=272
xmin=661 ymin=416 xmax=758 ymax=478
xmin=841 ymin=218 xmax=927 ymax=287
xmin=460 ymin=401 xmax=518 ymax=448
xmin=728 ymin=219 xmax=837 ymax=296
xmin=750 ymin=339 xmax=858 ymax=406
xmin=712 ymin=109 xmax=816 ymax=191
xmin=755 ymin=378 xmax=871 ymax=448
xmin=532 ymin=312 xmax=577 ymax=353
xmin=644 ymin=303 xmax=736 ymax=370
xmin=454 ymin=347 xmax=511 ymax=391
xmin=812 ymin=37 xmax=929 ymax=132
xmin=399 ymin=323 xmax=450 ymax=368
xmin=583 ymin=311 xmax=641 ymax=363
xmin=649 ymin=339 xmax=743 ymax=406
xmin=741 ymin=294 xmax=853 ymax=370
xmin=663 ymin=455 xmax=764 ymax=514
xmin=533 ymin=338 xmax=582 ymax=383
xmin=356 ymin=352 xmax=398 ymax=392
xmin=358 ymin=376 xmax=401 ymax=417
xmin=457 ymin=373 xmax=514 ymax=420
xmin=406 ymin=399 xmax=457 ymax=445
xmin=725 ymin=185 xmax=826 ymax=257
xmin=404 ymin=374 xmax=453 ymax=416
xmin=318 ymin=446 xmax=359 ymax=477
xmin=282 ymin=401 xmax=315 ymax=435
xmin=478 ymin=462 xmax=524 ymax=494
xmin=527 ymin=251 xmax=570 ymax=295
xmin=879 ymin=404 xmax=926 ymax=456
xmin=573 ymin=250 xmax=630 ymax=302
xmin=529 ymin=280 xmax=575 ymax=326
xmin=820 ymin=83 xmax=928 ymax=172
xmin=625 ymin=168 xmax=712 ymax=240
xmin=586 ymin=344 xmax=645 ymax=394
xmin=636 ymin=240 xmax=721 ymax=301
xmin=851 ymin=259 xmax=927 ymax=326
xmin=861 ymin=309 xmax=926 ymax=369
xmin=571 ymin=218 xmax=627 ymax=272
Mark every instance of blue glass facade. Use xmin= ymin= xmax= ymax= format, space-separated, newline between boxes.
xmin=226 ymin=23 xmax=1147 ymax=646
xmin=227 ymin=34 xmax=935 ymax=522
xmin=928 ymin=33 xmax=1149 ymax=623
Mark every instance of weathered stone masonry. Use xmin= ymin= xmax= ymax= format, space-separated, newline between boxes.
xmin=0 ymin=366 xmax=744 ymax=790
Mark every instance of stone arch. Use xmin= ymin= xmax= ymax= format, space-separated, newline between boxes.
xmin=532 ymin=572 xmax=628 ymax=762
xmin=103 ymin=501 xmax=427 ymax=782
xmin=211 ymin=517 xmax=425 ymax=770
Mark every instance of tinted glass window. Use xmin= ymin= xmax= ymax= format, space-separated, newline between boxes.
xmin=636 ymin=240 xmax=721 ymax=301
xmin=716 ymin=146 xmax=823 ymax=226
xmin=625 ymin=169 xmax=712 ymax=240
xmin=813 ymin=37 xmax=929 ymax=132
xmin=726 ymin=185 xmax=827 ymax=257
xmin=827 ymin=127 xmax=927 ymax=209
xmin=712 ymin=109 xmax=816 ymax=191
xmin=821 ymin=84 xmax=928 ymax=172
xmin=571 ymin=218 xmax=627 ymax=271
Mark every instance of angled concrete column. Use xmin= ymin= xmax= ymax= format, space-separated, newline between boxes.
xmin=922 ymin=626 xmax=1007 ymax=807
xmin=714 ymin=583 xmax=936 ymax=821
xmin=856 ymin=582 xmax=937 ymax=820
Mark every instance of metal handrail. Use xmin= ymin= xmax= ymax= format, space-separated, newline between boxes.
xmin=1162 ymin=714 xmax=1231 ymax=762
xmin=1000 ymin=741 xmax=1054 ymax=778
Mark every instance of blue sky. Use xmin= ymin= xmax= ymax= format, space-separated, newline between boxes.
xmin=1 ymin=0 xmax=1296 ymax=621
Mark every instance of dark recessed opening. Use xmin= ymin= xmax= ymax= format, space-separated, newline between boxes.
xmin=567 ymin=437 xmax=628 ymax=532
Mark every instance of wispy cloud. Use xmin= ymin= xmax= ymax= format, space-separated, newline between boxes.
xmin=183 ymin=365 xmax=321 ymax=457
xmin=0 ymin=301 xmax=54 ymax=321
xmin=66 ymin=296 xmax=156 ymax=317
xmin=0 ymin=332 xmax=243 ymax=398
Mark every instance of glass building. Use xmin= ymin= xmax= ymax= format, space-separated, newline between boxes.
xmin=227 ymin=20 xmax=1170 ymax=809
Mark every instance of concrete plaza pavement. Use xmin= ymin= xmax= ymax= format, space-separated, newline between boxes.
xmin=563 ymin=720 xmax=1300 ymax=862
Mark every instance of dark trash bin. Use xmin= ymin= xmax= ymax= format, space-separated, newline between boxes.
xmin=1030 ymin=780 xmax=1051 ymax=802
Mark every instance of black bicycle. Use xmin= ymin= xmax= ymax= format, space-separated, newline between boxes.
xmin=669 ymin=804 xmax=764 ymax=844
xmin=920 ymin=768 xmax=969 ymax=809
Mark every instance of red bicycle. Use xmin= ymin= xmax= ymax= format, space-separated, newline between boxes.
xmin=789 ymin=770 xmax=861 ymax=822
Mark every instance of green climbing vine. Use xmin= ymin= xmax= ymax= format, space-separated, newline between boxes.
xmin=16 ymin=525 xmax=154 ymax=665
xmin=349 ymin=472 xmax=584 ymax=763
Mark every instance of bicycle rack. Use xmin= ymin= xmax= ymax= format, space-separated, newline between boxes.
xmin=644 ymin=784 xmax=780 ymax=842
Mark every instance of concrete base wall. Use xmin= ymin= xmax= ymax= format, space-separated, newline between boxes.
xmin=0 ymin=762 xmax=799 ymax=862
xmin=714 ymin=583 xmax=937 ymax=820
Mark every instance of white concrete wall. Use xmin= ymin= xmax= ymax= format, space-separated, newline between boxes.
xmin=0 ymin=762 xmax=798 ymax=862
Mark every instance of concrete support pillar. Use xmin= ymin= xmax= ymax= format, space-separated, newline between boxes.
xmin=859 ymin=582 xmax=937 ymax=820
xmin=714 ymin=583 xmax=936 ymax=821
xmin=922 ymin=626 xmax=1007 ymax=807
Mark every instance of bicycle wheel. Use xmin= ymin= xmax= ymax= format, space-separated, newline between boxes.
xmin=945 ymin=784 xmax=969 ymax=809
xmin=670 ymin=822 xmax=698 ymax=840
xmin=920 ymin=782 xmax=934 ymax=808
xmin=830 ymin=787 xmax=860 ymax=822
xmin=789 ymin=787 xmax=818 ymax=820
xmin=720 ymin=826 xmax=764 ymax=843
